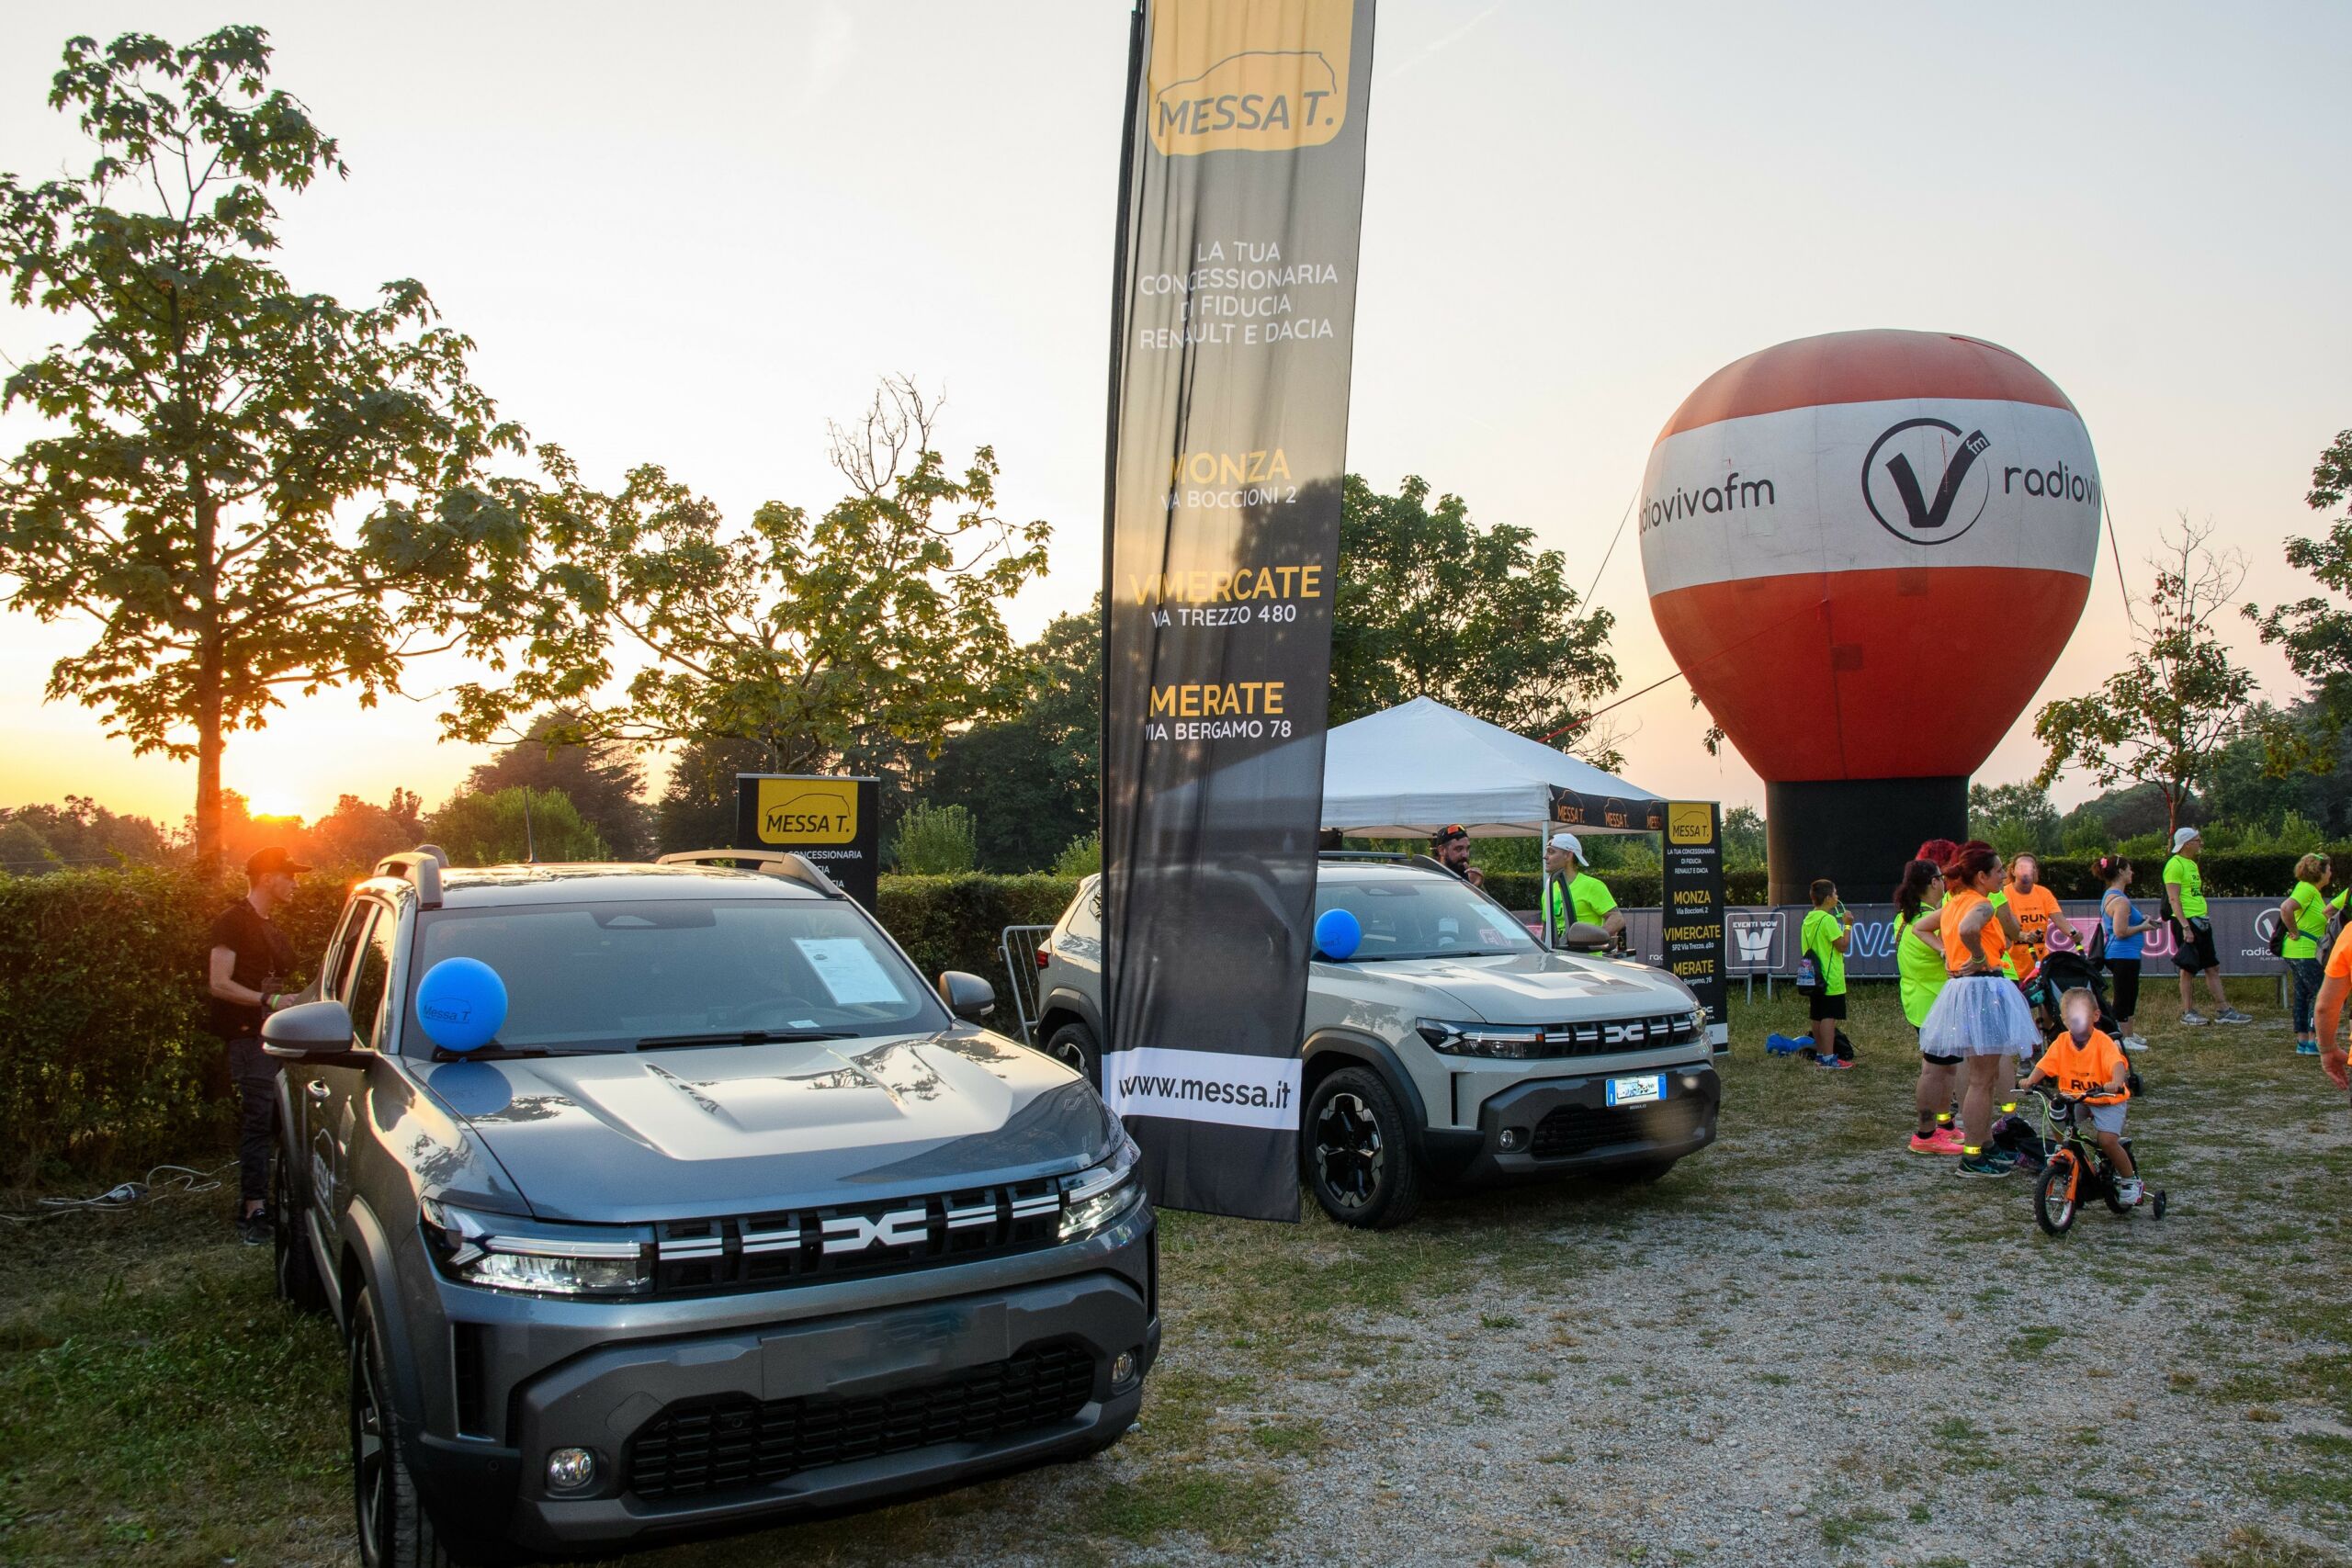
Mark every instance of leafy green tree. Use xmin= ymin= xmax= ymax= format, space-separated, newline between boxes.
xmin=889 ymin=801 xmax=976 ymax=875
xmin=924 ymin=605 xmax=1099 ymax=871
xmin=2249 ymin=429 xmax=2352 ymax=741
xmin=2033 ymin=518 xmax=2256 ymax=839
xmin=468 ymin=709 xmax=649 ymax=860
xmin=0 ymin=818 xmax=57 ymax=874
xmin=306 ymin=789 xmax=424 ymax=870
xmin=428 ymin=786 xmax=605 ymax=867
xmin=0 ymin=28 xmax=533 ymax=867
xmin=652 ymin=735 xmax=775 ymax=856
xmin=1721 ymin=805 xmax=1766 ymax=871
xmin=0 ymin=795 xmax=171 ymax=867
xmin=1052 ymin=832 xmax=1101 ymax=878
xmin=1330 ymin=474 xmax=1619 ymax=761
xmin=1966 ymin=781 xmax=2061 ymax=858
xmin=447 ymin=378 xmax=1049 ymax=779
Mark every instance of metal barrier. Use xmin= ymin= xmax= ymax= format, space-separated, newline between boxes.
xmin=1000 ymin=925 xmax=1056 ymax=1045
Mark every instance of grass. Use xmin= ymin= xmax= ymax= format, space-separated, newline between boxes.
xmin=2 ymin=976 xmax=2346 ymax=1565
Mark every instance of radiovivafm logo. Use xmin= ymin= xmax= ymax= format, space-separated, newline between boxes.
xmin=755 ymin=778 xmax=857 ymax=846
xmin=1148 ymin=0 xmax=1353 ymax=155
xmin=1860 ymin=414 xmax=2100 ymax=548
xmin=1668 ymin=802 xmax=1713 ymax=847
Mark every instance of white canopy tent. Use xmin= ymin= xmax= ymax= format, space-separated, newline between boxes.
xmin=1319 ymin=696 xmax=1662 ymax=838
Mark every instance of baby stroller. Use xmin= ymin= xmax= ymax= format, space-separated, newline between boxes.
xmin=2026 ymin=948 xmax=2119 ymax=1041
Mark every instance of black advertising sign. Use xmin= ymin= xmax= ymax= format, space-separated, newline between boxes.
xmin=1099 ymin=0 xmax=1377 ymax=1221
xmin=1549 ymin=784 xmax=1666 ymax=834
xmin=1660 ymin=802 xmax=1729 ymax=1052
xmin=734 ymin=774 xmax=880 ymax=911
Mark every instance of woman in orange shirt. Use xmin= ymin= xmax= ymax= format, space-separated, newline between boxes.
xmin=1919 ymin=842 xmax=2041 ymax=1178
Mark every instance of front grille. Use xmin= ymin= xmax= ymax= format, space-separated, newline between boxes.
xmin=1530 ymin=1098 xmax=1702 ymax=1160
xmin=624 ymin=1339 xmax=1097 ymax=1501
xmin=1530 ymin=1012 xmax=1702 ymax=1058
xmin=649 ymin=1178 xmax=1067 ymax=1296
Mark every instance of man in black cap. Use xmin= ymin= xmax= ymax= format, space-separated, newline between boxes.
xmin=1430 ymin=825 xmax=1484 ymax=888
xmin=208 ymin=846 xmax=306 ymax=1244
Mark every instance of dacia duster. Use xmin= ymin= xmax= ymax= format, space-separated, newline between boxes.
xmin=263 ymin=847 xmax=1156 ymax=1565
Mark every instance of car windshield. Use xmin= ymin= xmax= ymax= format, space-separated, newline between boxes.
xmin=1313 ymin=875 xmax=1539 ymax=962
xmin=401 ymin=897 xmax=949 ymax=1055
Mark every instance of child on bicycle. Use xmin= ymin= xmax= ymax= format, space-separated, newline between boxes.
xmin=2019 ymin=987 xmax=2142 ymax=1205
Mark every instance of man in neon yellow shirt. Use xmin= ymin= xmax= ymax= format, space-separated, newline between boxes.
xmin=2164 ymin=828 xmax=2248 ymax=1025
xmin=1541 ymin=832 xmax=1626 ymax=953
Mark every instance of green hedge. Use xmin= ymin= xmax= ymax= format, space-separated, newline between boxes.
xmin=876 ymin=874 xmax=1078 ymax=981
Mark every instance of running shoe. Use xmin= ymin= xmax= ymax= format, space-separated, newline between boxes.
xmin=2297 ymin=1041 xmax=2321 ymax=1055
xmin=2121 ymin=1034 xmax=2148 ymax=1054
xmin=236 ymin=1206 xmax=271 ymax=1247
xmin=2117 ymin=1178 xmax=2145 ymax=1206
xmin=1814 ymin=1054 xmax=1851 ymax=1071
xmin=2180 ymin=1010 xmax=2210 ymax=1027
xmin=1956 ymin=1154 xmax=2012 ymax=1179
xmin=1908 ymin=1128 xmax=1964 ymax=1156
xmin=2214 ymin=1009 xmax=2255 ymax=1025
xmin=1765 ymin=1032 xmax=1803 ymax=1055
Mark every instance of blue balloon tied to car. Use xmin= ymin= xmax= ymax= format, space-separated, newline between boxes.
xmin=1314 ymin=908 xmax=1362 ymax=961
xmin=414 ymin=956 xmax=507 ymax=1053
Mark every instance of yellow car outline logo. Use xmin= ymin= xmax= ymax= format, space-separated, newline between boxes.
xmin=1148 ymin=0 xmax=1353 ymax=155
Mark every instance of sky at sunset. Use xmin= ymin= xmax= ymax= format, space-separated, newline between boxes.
xmin=3 ymin=2 xmax=2346 ymax=832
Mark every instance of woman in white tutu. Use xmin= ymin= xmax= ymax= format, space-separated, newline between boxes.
xmin=1920 ymin=842 xmax=2038 ymax=1177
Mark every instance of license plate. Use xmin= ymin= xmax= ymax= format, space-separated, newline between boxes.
xmin=1606 ymin=1074 xmax=1665 ymax=1108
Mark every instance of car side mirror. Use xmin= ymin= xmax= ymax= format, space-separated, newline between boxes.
xmin=263 ymin=999 xmax=370 ymax=1064
xmin=1559 ymin=920 xmax=1613 ymax=954
xmin=936 ymin=970 xmax=995 ymax=1022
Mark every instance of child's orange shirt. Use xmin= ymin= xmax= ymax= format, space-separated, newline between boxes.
xmin=2033 ymin=1028 xmax=2130 ymax=1105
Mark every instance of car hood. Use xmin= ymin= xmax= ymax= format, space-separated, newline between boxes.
xmin=418 ymin=1029 xmax=1115 ymax=1224
xmin=1315 ymin=949 xmax=1698 ymax=1025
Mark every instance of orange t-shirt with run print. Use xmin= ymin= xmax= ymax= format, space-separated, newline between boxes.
xmin=2034 ymin=1028 xmax=2130 ymax=1105
xmin=1939 ymin=889 xmax=2007 ymax=975
xmin=2004 ymin=883 xmax=2061 ymax=978
xmin=2328 ymin=923 xmax=2352 ymax=981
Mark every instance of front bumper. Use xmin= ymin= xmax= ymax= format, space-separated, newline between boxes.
xmin=1451 ymin=1062 xmax=1720 ymax=1183
xmin=403 ymin=1211 xmax=1157 ymax=1556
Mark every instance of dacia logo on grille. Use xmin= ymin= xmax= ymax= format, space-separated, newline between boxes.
xmin=820 ymin=1206 xmax=929 ymax=1255
xmin=1603 ymin=1021 xmax=1647 ymax=1044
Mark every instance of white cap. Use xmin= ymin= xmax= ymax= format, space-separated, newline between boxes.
xmin=2172 ymin=826 xmax=2200 ymax=852
xmin=1548 ymin=831 xmax=1583 ymax=859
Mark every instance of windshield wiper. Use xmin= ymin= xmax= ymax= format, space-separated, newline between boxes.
xmin=430 ymin=1044 xmax=555 ymax=1062
xmin=634 ymin=1029 xmax=858 ymax=1051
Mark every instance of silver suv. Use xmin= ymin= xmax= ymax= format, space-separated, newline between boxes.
xmin=1033 ymin=854 xmax=1720 ymax=1228
xmin=263 ymin=848 xmax=1155 ymax=1564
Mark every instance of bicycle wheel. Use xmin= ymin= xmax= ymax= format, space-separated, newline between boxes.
xmin=2035 ymin=1149 xmax=2080 ymax=1236
xmin=2099 ymin=1160 xmax=2134 ymax=1216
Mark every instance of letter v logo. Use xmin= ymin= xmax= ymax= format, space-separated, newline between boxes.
xmin=1862 ymin=417 xmax=1995 ymax=546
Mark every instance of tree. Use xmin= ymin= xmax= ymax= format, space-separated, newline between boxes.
xmin=427 ymin=786 xmax=605 ymax=867
xmin=0 ymin=795 xmax=171 ymax=866
xmin=0 ymin=28 xmax=533 ymax=868
xmin=923 ymin=605 xmax=1099 ymax=871
xmin=889 ymin=801 xmax=977 ymax=875
xmin=468 ymin=709 xmax=649 ymax=860
xmin=446 ymin=378 xmax=1049 ymax=778
xmin=652 ymin=734 xmax=773 ymax=856
xmin=1330 ymin=475 xmax=1620 ymax=758
xmin=2033 ymin=517 xmax=2256 ymax=838
xmin=1966 ymin=781 xmax=2060 ymax=858
xmin=1721 ymin=805 xmax=1766 ymax=871
xmin=307 ymin=788 xmax=424 ymax=870
xmin=2248 ymin=428 xmax=2352 ymax=759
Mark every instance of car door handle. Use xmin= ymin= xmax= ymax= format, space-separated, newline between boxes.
xmin=306 ymin=1080 xmax=332 ymax=1102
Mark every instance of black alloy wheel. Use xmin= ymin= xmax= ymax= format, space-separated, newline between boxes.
xmin=1304 ymin=1066 xmax=1421 ymax=1229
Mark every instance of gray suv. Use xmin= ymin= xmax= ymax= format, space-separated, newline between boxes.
xmin=263 ymin=848 xmax=1156 ymax=1565
xmin=1033 ymin=854 xmax=1720 ymax=1228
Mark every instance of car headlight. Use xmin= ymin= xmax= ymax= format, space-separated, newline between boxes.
xmin=1416 ymin=1019 xmax=1545 ymax=1058
xmin=421 ymin=1200 xmax=653 ymax=1296
xmin=1060 ymin=1130 xmax=1146 ymax=1242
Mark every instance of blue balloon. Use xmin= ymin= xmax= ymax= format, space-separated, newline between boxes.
xmin=429 ymin=1059 xmax=514 ymax=1119
xmin=1314 ymin=908 xmax=1362 ymax=961
xmin=414 ymin=956 xmax=507 ymax=1053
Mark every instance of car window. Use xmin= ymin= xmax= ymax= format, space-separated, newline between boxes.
xmin=325 ymin=901 xmax=373 ymax=1001
xmin=1313 ymin=875 xmax=1538 ymax=962
xmin=401 ymin=897 xmax=954 ymax=1055
xmin=1067 ymin=879 xmax=1102 ymax=942
xmin=345 ymin=907 xmax=395 ymax=1050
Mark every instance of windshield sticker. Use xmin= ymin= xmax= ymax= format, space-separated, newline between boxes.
xmin=793 ymin=938 xmax=905 ymax=1006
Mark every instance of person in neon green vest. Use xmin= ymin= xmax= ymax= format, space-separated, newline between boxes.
xmin=2165 ymin=827 xmax=2250 ymax=1025
xmin=1541 ymin=832 xmax=1626 ymax=953
xmin=2282 ymin=852 xmax=2333 ymax=1056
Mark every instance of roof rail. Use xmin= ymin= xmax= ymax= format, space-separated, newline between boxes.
xmin=1317 ymin=850 xmax=1413 ymax=863
xmin=372 ymin=844 xmax=448 ymax=909
xmin=655 ymin=848 xmax=843 ymax=898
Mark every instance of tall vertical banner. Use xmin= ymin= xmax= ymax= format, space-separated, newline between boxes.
xmin=1661 ymin=803 xmax=1730 ymax=1052
xmin=734 ymin=774 xmax=882 ymax=912
xmin=1100 ymin=0 xmax=1377 ymax=1220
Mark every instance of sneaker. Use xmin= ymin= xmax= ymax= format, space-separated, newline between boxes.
xmin=1909 ymin=1129 xmax=1965 ymax=1156
xmin=1956 ymin=1154 xmax=2012 ymax=1178
xmin=236 ymin=1206 xmax=271 ymax=1247
xmin=2180 ymin=1010 xmax=2210 ymax=1027
xmin=2117 ymin=1178 xmax=2144 ymax=1205
xmin=2215 ymin=1009 xmax=2254 ymax=1025
xmin=2120 ymin=1034 xmax=2148 ymax=1054
xmin=2297 ymin=1041 xmax=2321 ymax=1055
xmin=1930 ymin=1126 xmax=1966 ymax=1154
xmin=1814 ymin=1054 xmax=1851 ymax=1070
xmin=1765 ymin=1032 xmax=1802 ymax=1055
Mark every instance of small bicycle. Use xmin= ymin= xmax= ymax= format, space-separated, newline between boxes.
xmin=2017 ymin=1085 xmax=2168 ymax=1236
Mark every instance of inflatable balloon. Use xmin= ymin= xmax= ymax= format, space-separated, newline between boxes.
xmin=1314 ymin=908 xmax=1362 ymax=961
xmin=1640 ymin=330 xmax=2098 ymax=901
xmin=414 ymin=957 xmax=508 ymax=1053
xmin=429 ymin=1059 xmax=514 ymax=1119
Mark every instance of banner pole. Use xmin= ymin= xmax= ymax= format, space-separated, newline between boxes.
xmin=1099 ymin=3 xmax=1144 ymax=848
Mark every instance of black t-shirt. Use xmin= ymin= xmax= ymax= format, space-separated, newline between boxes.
xmin=208 ymin=899 xmax=295 ymax=1041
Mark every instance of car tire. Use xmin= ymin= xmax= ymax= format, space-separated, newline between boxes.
xmin=1043 ymin=1021 xmax=1102 ymax=1089
xmin=350 ymin=1289 xmax=458 ymax=1568
xmin=1304 ymin=1066 xmax=1422 ymax=1230
xmin=273 ymin=1154 xmax=328 ymax=1316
